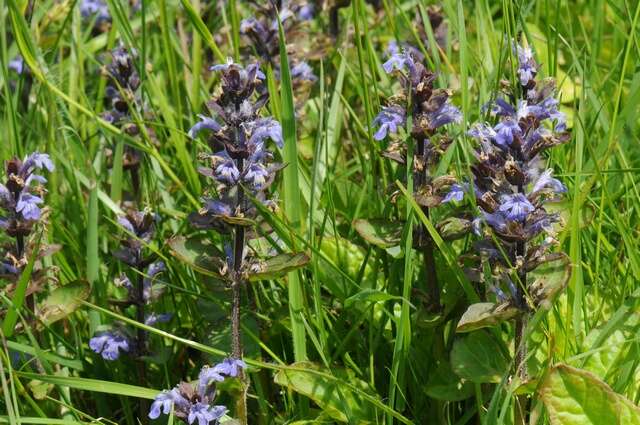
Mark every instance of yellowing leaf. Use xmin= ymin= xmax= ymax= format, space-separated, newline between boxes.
xmin=539 ymin=364 xmax=640 ymax=425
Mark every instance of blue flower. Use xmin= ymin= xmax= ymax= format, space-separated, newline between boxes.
xmin=189 ymin=115 xmax=222 ymax=139
xmin=197 ymin=366 xmax=226 ymax=398
xmin=382 ymin=51 xmax=413 ymax=74
xmin=372 ymin=106 xmax=405 ymax=140
xmin=80 ymin=0 xmax=110 ymax=22
xmin=145 ymin=313 xmax=172 ymax=326
xmin=491 ymin=98 xmax=516 ymax=117
xmin=481 ymin=210 xmax=507 ymax=231
xmin=531 ymin=169 xmax=566 ymax=194
xmin=298 ymin=3 xmax=315 ymax=20
xmin=442 ymin=184 xmax=466 ymax=203
xmin=493 ymin=118 xmax=521 ymax=147
xmin=515 ymin=45 xmax=537 ymax=86
xmin=149 ymin=388 xmax=189 ymax=420
xmin=213 ymin=358 xmax=246 ymax=378
xmin=215 ymin=160 xmax=240 ymax=184
xmin=203 ymin=199 xmax=233 ymax=217
xmin=245 ymin=118 xmax=284 ymax=149
xmin=291 ymin=61 xmax=317 ymax=83
xmin=188 ymin=402 xmax=222 ymax=425
xmin=468 ymin=123 xmax=497 ymax=142
xmin=89 ymin=332 xmax=129 ymax=360
xmin=143 ymin=261 xmax=166 ymax=302
xmin=23 ymin=152 xmax=55 ymax=173
xmin=244 ymin=163 xmax=270 ymax=188
xmin=428 ymin=102 xmax=462 ymax=129
xmin=16 ymin=193 xmax=43 ymax=221
xmin=8 ymin=56 xmax=25 ymax=74
xmin=498 ymin=194 xmax=535 ymax=221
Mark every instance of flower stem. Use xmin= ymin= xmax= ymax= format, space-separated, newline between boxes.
xmin=514 ymin=184 xmax=528 ymax=425
xmin=135 ymin=264 xmax=148 ymax=423
xmin=231 ymin=153 xmax=248 ymax=425
xmin=415 ymin=138 xmax=440 ymax=310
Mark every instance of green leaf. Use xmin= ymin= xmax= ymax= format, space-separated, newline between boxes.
xmin=353 ymin=219 xmax=403 ymax=248
xmin=277 ymin=11 xmax=307 ymax=362
xmin=456 ymin=302 xmax=519 ymax=333
xmin=424 ymin=361 xmax=474 ymax=402
xmin=539 ymin=364 xmax=640 ymax=425
xmin=529 ymin=253 xmax=571 ymax=310
xmin=37 ymin=281 xmax=90 ymax=327
xmin=344 ymin=289 xmax=403 ymax=308
xmin=167 ymin=236 xmax=223 ymax=278
xmin=451 ymin=331 xmax=510 ymax=383
xmin=15 ymin=372 xmax=160 ymax=400
xmin=273 ymin=362 xmax=377 ymax=423
xmin=248 ymin=253 xmax=310 ymax=281
xmin=179 ymin=0 xmax=225 ymax=62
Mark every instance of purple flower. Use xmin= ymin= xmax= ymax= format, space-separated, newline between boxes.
xmin=382 ymin=51 xmax=412 ymax=74
xmin=482 ymin=210 xmax=507 ymax=231
xmin=188 ymin=402 xmax=225 ymax=425
xmin=145 ymin=313 xmax=172 ymax=326
xmin=215 ymin=160 xmax=240 ymax=184
xmin=298 ymin=3 xmax=314 ymax=20
xmin=203 ymin=199 xmax=233 ymax=216
xmin=245 ymin=118 xmax=283 ymax=149
xmin=189 ymin=115 xmax=222 ymax=139
xmin=244 ymin=163 xmax=269 ymax=188
xmin=531 ymin=169 xmax=566 ymax=194
xmin=498 ymin=194 xmax=535 ymax=221
xmin=468 ymin=123 xmax=497 ymax=142
xmin=149 ymin=388 xmax=189 ymax=420
xmin=291 ymin=61 xmax=317 ymax=83
xmin=491 ymin=98 xmax=516 ymax=117
xmin=8 ymin=56 xmax=25 ymax=74
xmin=372 ymin=106 xmax=405 ymax=140
xmin=89 ymin=332 xmax=129 ymax=360
xmin=442 ymin=184 xmax=466 ymax=203
xmin=493 ymin=118 xmax=521 ymax=147
xmin=213 ymin=358 xmax=246 ymax=378
xmin=516 ymin=45 xmax=537 ymax=86
xmin=16 ymin=193 xmax=43 ymax=221
xmin=22 ymin=152 xmax=55 ymax=173
xmin=117 ymin=216 xmax=136 ymax=234
xmin=428 ymin=102 xmax=462 ymax=129
xmin=197 ymin=366 xmax=226 ymax=397
xmin=143 ymin=261 xmax=166 ymax=302
xmin=80 ymin=0 xmax=110 ymax=22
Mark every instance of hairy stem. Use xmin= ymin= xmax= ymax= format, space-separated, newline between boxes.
xmin=514 ymin=184 xmax=528 ymax=425
xmin=136 ymin=263 xmax=148 ymax=423
xmin=416 ymin=138 xmax=440 ymax=309
xmin=231 ymin=151 xmax=248 ymax=425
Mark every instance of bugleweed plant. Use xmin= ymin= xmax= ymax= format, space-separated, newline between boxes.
xmin=2 ymin=1 xmax=640 ymax=425
xmin=372 ymin=46 xmax=461 ymax=309
xmin=184 ymin=60 xmax=284 ymax=424
xmin=453 ymin=42 xmax=570 ymax=424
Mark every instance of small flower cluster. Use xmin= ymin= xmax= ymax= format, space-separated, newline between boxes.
xmin=80 ymin=0 xmax=111 ymax=32
xmin=103 ymin=46 xmax=142 ymax=134
xmin=373 ymin=48 xmax=461 ymax=209
xmin=149 ymin=358 xmax=246 ymax=425
xmin=446 ymin=44 xmax=569 ymax=307
xmin=89 ymin=209 xmax=170 ymax=360
xmin=188 ymin=60 xmax=283 ymax=246
xmin=102 ymin=45 xmax=146 ymax=194
xmin=240 ymin=2 xmax=317 ymax=88
xmin=0 ymin=153 xmax=54 ymax=275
